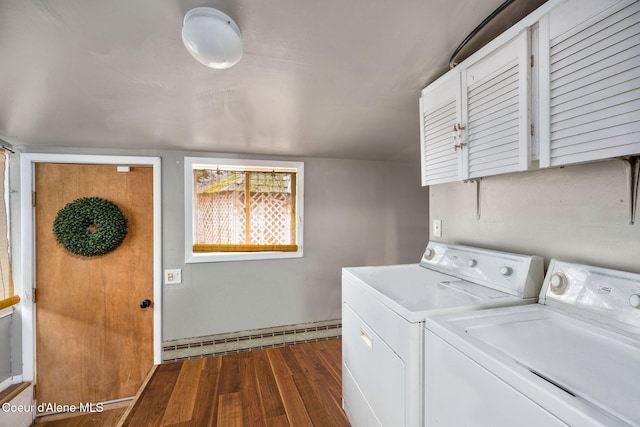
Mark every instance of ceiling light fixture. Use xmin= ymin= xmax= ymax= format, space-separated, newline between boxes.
xmin=181 ymin=7 xmax=243 ymax=69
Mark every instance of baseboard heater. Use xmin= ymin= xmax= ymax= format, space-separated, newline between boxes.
xmin=162 ymin=319 xmax=342 ymax=362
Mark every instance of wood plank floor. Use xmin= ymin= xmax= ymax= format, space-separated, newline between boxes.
xmin=31 ymin=339 xmax=349 ymax=427
xmin=31 ymin=404 xmax=128 ymax=427
xmin=123 ymin=338 xmax=349 ymax=426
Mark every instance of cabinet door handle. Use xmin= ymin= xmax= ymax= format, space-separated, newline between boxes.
xmin=359 ymin=328 xmax=373 ymax=350
xmin=453 ymin=123 xmax=466 ymax=151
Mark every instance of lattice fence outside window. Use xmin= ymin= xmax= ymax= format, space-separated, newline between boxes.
xmin=192 ymin=169 xmax=297 ymax=252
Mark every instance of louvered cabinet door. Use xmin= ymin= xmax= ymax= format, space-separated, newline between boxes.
xmin=539 ymin=0 xmax=640 ymax=167
xmin=419 ymin=70 xmax=463 ymax=186
xmin=462 ymin=29 xmax=531 ymax=180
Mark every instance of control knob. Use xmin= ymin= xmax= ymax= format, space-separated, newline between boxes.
xmin=550 ymin=272 xmax=567 ymax=294
xmin=424 ymin=248 xmax=435 ymax=260
xmin=630 ymin=294 xmax=640 ymax=309
xmin=499 ymin=266 xmax=512 ymax=276
xmin=467 ymin=259 xmax=477 ymax=268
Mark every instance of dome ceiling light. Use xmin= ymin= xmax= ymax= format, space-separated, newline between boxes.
xmin=181 ymin=7 xmax=243 ymax=69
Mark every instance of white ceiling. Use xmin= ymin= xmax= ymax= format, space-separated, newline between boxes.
xmin=0 ymin=0 xmax=511 ymax=161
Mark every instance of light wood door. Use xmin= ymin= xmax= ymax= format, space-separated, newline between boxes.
xmin=35 ymin=163 xmax=154 ymax=409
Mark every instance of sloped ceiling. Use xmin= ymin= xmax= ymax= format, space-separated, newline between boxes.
xmin=0 ymin=0 xmax=513 ymax=161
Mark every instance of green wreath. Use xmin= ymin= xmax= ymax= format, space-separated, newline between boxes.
xmin=53 ymin=197 xmax=128 ymax=257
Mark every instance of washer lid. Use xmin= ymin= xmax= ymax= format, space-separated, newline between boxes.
xmin=429 ymin=305 xmax=640 ymax=426
xmin=343 ymin=264 xmax=525 ymax=322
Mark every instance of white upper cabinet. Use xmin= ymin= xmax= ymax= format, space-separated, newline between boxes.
xmin=538 ymin=0 xmax=640 ymax=167
xmin=420 ymin=30 xmax=531 ymax=186
xmin=421 ymin=0 xmax=640 ymax=185
xmin=419 ymin=69 xmax=462 ymax=185
xmin=463 ymin=29 xmax=531 ymax=179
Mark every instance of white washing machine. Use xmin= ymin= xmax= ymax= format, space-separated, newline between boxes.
xmin=342 ymin=241 xmax=544 ymax=426
xmin=424 ymin=259 xmax=640 ymax=427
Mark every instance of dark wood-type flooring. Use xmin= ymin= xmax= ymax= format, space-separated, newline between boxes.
xmin=33 ymin=338 xmax=350 ymax=427
xmin=31 ymin=404 xmax=127 ymax=427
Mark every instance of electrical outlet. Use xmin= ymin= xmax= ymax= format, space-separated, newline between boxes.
xmin=164 ymin=269 xmax=182 ymax=285
xmin=433 ymin=219 xmax=442 ymax=238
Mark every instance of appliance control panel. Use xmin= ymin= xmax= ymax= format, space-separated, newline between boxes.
xmin=540 ymin=260 xmax=640 ymax=331
xmin=420 ymin=242 xmax=544 ymax=299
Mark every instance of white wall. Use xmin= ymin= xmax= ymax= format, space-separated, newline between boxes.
xmin=11 ymin=147 xmax=429 ymax=344
xmin=429 ymin=159 xmax=640 ymax=273
xmin=162 ymin=153 xmax=429 ymax=339
xmin=0 ymin=313 xmax=11 ymax=383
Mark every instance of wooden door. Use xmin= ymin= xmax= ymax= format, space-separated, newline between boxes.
xmin=35 ymin=163 xmax=154 ymax=409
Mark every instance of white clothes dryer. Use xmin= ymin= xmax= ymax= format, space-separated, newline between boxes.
xmin=424 ymin=259 xmax=640 ymax=427
xmin=342 ymin=241 xmax=544 ymax=426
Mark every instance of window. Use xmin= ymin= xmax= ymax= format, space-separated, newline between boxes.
xmin=185 ymin=157 xmax=304 ymax=263
xmin=0 ymin=149 xmax=16 ymax=309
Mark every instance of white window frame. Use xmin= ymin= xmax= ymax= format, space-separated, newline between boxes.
xmin=184 ymin=156 xmax=304 ymax=263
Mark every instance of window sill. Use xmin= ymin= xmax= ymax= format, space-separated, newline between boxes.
xmin=0 ymin=295 xmax=19 ymax=311
xmin=0 ymin=296 xmax=19 ymax=319
xmin=186 ymin=249 xmax=303 ymax=263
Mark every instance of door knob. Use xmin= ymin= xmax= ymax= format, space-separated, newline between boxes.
xmin=140 ymin=299 xmax=152 ymax=309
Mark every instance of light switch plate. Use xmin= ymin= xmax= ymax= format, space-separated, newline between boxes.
xmin=433 ymin=219 xmax=442 ymax=238
xmin=164 ymin=269 xmax=182 ymax=285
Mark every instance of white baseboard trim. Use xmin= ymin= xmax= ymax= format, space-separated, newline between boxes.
xmin=162 ymin=319 xmax=342 ymax=362
xmin=0 ymin=378 xmax=11 ymax=393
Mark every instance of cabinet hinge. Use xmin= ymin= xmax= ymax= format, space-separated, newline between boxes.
xmin=32 ymin=288 xmax=36 ymax=304
xmin=32 ymin=191 xmax=36 ymax=207
xmin=531 ymin=123 xmax=535 ymax=136
xmin=33 ymin=384 xmax=37 ymax=399
xmin=531 ymin=55 xmax=534 ymax=67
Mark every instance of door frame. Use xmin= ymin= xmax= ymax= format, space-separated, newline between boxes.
xmin=18 ymin=153 xmax=162 ymax=384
